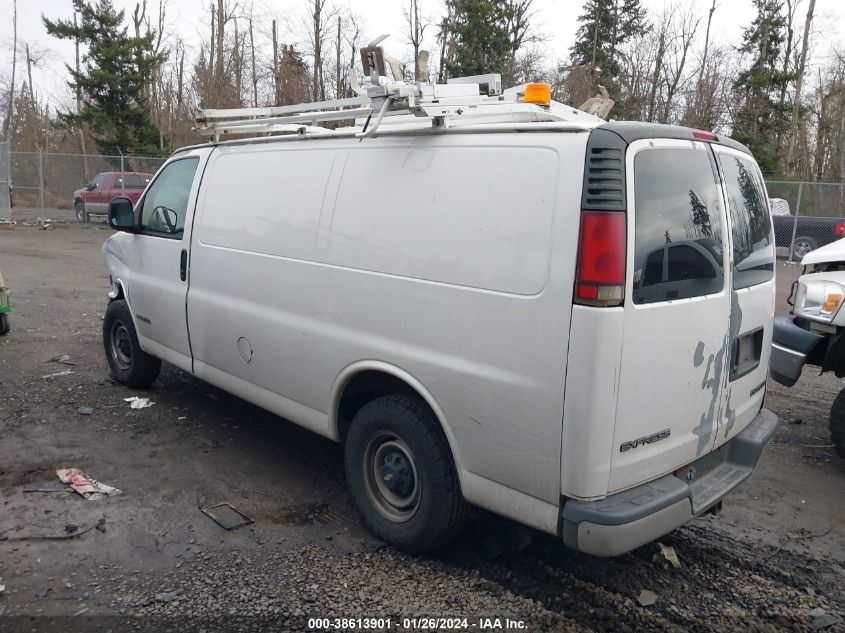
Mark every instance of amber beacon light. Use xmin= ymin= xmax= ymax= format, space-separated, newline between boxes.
xmin=524 ymin=83 xmax=552 ymax=106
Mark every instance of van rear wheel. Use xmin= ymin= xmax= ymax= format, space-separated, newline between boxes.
xmin=103 ymin=299 xmax=161 ymax=388
xmin=344 ymin=394 xmax=467 ymax=552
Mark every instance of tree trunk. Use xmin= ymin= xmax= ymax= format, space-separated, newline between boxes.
xmin=312 ymin=0 xmax=324 ymax=101
xmin=249 ymin=18 xmax=258 ymax=107
xmin=272 ymin=19 xmax=280 ymax=105
xmin=216 ymin=0 xmax=225 ymax=97
xmin=786 ymin=0 xmax=816 ymax=173
xmin=3 ymin=0 xmax=17 ymax=142
xmin=336 ymin=15 xmax=342 ymax=98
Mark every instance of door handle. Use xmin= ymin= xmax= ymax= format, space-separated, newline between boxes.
xmin=180 ymin=249 xmax=187 ymax=281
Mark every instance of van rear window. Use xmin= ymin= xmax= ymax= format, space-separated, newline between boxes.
xmin=121 ymin=175 xmax=150 ymax=189
xmin=632 ymin=148 xmax=726 ymax=305
xmin=717 ymin=154 xmax=774 ymax=289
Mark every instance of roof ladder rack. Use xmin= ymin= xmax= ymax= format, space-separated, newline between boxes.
xmin=194 ymin=41 xmax=609 ymax=142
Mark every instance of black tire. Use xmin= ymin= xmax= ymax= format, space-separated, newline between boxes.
xmin=830 ymin=387 xmax=845 ymax=461
xmin=344 ymin=394 xmax=467 ymax=552
xmin=0 ymin=313 xmax=9 ymax=336
xmin=74 ymin=201 xmax=88 ymax=223
xmin=792 ymin=236 xmax=818 ymax=261
xmin=102 ymin=299 xmax=161 ymax=388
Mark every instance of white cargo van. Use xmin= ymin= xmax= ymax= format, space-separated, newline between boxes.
xmin=102 ymin=77 xmax=778 ymax=556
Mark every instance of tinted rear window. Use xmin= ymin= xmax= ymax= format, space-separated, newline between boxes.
xmin=717 ymin=154 xmax=774 ymax=289
xmin=123 ymin=176 xmax=150 ymax=189
xmin=633 ymin=148 xmax=726 ymax=305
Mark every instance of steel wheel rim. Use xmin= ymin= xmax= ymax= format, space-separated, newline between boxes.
xmin=795 ymin=239 xmax=813 ymax=258
xmin=363 ymin=432 xmax=421 ymax=523
xmin=75 ymin=204 xmax=84 ymax=221
xmin=110 ymin=320 xmax=133 ymax=371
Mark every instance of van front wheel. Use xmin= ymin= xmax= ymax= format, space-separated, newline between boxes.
xmin=103 ymin=299 xmax=161 ymax=388
xmin=344 ymin=395 xmax=467 ymax=552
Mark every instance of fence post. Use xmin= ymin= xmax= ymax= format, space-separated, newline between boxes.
xmin=37 ymin=146 xmax=44 ymax=210
xmin=788 ymin=181 xmax=804 ymax=264
xmin=118 ymin=148 xmax=125 ymax=192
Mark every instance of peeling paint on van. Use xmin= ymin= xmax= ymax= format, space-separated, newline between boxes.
xmin=722 ymin=289 xmax=744 ymax=440
xmin=693 ymin=341 xmax=705 ymax=367
xmin=694 ymin=335 xmax=726 ymax=455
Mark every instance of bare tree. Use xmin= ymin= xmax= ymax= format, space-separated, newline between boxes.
xmin=3 ymin=0 xmax=17 ymax=141
xmin=404 ymin=0 xmax=433 ymax=82
xmin=786 ymin=0 xmax=816 ymax=172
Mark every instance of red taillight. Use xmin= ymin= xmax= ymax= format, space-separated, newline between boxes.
xmin=692 ymin=129 xmax=718 ymax=142
xmin=575 ymin=210 xmax=626 ymax=306
xmin=836 ymin=222 xmax=844 ymax=238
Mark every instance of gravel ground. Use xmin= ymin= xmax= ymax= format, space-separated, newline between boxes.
xmin=0 ymin=209 xmax=844 ymax=632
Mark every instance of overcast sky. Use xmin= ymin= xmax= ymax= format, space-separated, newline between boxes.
xmin=1 ymin=0 xmax=844 ymax=109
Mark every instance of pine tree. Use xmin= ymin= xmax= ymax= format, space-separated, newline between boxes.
xmin=732 ymin=0 xmax=794 ymax=176
xmin=570 ymin=0 xmax=647 ymax=87
xmin=441 ymin=0 xmax=520 ymax=80
xmin=43 ymin=0 xmax=164 ymax=156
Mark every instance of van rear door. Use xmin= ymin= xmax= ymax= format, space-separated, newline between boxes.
xmin=712 ymin=146 xmax=775 ymax=444
xmin=609 ymin=139 xmax=731 ymax=493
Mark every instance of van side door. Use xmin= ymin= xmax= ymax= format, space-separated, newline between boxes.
xmin=122 ymin=154 xmax=204 ymax=371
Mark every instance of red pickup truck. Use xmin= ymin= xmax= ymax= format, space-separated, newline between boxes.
xmin=73 ymin=172 xmax=153 ymax=222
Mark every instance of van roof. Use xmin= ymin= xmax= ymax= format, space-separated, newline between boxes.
xmin=172 ymin=119 xmax=751 ymax=158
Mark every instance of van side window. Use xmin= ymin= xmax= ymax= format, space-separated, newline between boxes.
xmin=139 ymin=158 xmax=199 ymax=237
xmin=632 ymin=149 xmax=725 ymax=305
xmin=718 ymin=155 xmax=774 ymax=289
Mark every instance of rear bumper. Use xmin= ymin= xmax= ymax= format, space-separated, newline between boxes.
xmin=770 ymin=315 xmax=825 ymax=386
xmin=561 ymin=408 xmax=778 ymax=557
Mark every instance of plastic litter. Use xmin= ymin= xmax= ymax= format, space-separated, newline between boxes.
xmin=124 ymin=396 xmax=154 ymax=409
xmin=42 ymin=369 xmax=73 ymax=379
xmin=56 ymin=468 xmax=122 ymax=500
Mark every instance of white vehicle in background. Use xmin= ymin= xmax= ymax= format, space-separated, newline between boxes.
xmin=100 ymin=67 xmax=778 ymax=556
xmin=771 ymin=238 xmax=845 ymax=460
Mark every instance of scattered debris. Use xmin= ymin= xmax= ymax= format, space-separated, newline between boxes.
xmin=23 ymin=486 xmax=70 ymax=493
xmin=155 ymin=590 xmax=183 ymax=603
xmin=56 ymin=468 xmax=122 ymax=500
xmin=200 ymin=502 xmax=254 ymax=530
xmin=0 ymin=518 xmax=105 ymax=542
xmin=637 ymin=589 xmax=658 ymax=607
xmin=810 ymin=607 xmax=841 ymax=631
xmin=0 ymin=581 xmax=5 ymax=595
xmin=64 ymin=524 xmax=79 ymax=534
xmin=41 ymin=368 xmax=73 ymax=379
xmin=34 ymin=586 xmax=51 ymax=599
xmin=45 ymin=354 xmax=76 ymax=366
xmin=77 ymin=406 xmax=94 ymax=416
xmin=653 ymin=542 xmax=681 ymax=570
xmin=124 ymin=396 xmax=154 ymax=409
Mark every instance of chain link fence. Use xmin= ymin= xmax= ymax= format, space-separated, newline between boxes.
xmin=0 ymin=141 xmax=11 ymax=222
xmin=766 ymin=181 xmax=845 ymax=263
xmin=0 ymin=147 xmax=843 ymax=266
xmin=4 ymin=148 xmax=166 ymax=216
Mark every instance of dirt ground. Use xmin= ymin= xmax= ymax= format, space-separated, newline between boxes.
xmin=1 ymin=209 xmax=844 ymax=632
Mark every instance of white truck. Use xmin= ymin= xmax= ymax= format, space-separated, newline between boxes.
xmin=101 ymin=72 xmax=778 ymax=556
xmin=770 ymin=238 xmax=845 ymax=459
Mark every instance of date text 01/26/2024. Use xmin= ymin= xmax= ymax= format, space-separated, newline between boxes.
xmin=307 ymin=617 xmax=528 ymax=630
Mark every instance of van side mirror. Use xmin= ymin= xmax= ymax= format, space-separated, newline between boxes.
xmin=109 ymin=197 xmax=136 ymax=232
xmin=86 ymin=181 xmax=96 ymax=191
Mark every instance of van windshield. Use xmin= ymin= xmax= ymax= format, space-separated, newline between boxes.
xmin=718 ymin=154 xmax=774 ymax=289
